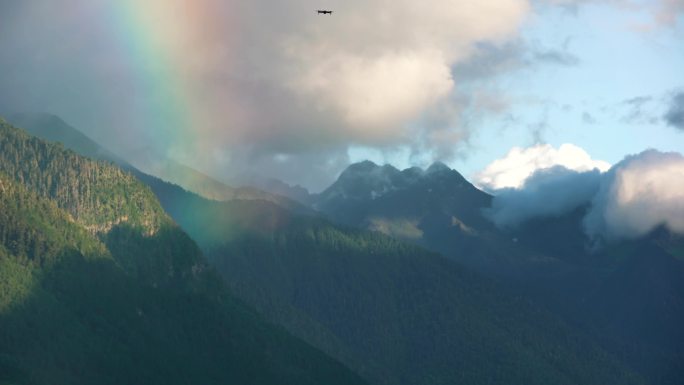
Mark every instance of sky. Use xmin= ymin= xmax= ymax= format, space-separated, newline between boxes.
xmin=0 ymin=0 xmax=682 ymax=192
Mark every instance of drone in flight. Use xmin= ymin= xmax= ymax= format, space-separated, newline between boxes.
xmin=317 ymin=10 xmax=333 ymax=15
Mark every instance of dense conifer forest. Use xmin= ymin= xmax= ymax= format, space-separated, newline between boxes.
xmin=0 ymin=119 xmax=367 ymax=385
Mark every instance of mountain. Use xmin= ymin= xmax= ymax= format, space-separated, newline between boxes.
xmin=314 ymin=160 xmax=492 ymax=230
xmin=0 ymin=118 xmax=367 ymax=385
xmin=124 ymin=164 xmax=644 ymax=384
xmin=180 ymin=198 xmax=643 ymax=385
xmin=8 ymin=113 xmax=312 ymax=214
xmin=317 ymin=160 xmax=684 ymax=385
xmin=312 ymin=160 xmax=545 ymax=274
xmin=9 ymin=115 xmax=648 ymax=385
xmin=9 ymin=113 xmax=126 ymax=165
xmin=240 ymin=175 xmax=313 ymax=205
xmin=509 ymin=215 xmax=684 ymax=385
xmin=145 ymin=159 xmax=313 ymax=214
xmin=592 ymin=239 xmax=684 ymax=383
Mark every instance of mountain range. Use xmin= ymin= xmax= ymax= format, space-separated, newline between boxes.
xmin=309 ymin=156 xmax=684 ymax=384
xmin=3 ymin=113 xmax=682 ymax=384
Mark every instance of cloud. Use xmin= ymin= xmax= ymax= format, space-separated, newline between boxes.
xmin=292 ymin=49 xmax=453 ymax=134
xmin=533 ymin=49 xmax=580 ymax=66
xmin=452 ymin=39 xmax=579 ymax=85
xmin=483 ymin=148 xmax=684 ymax=242
xmin=664 ymin=91 xmax=684 ymax=130
xmin=619 ymin=95 xmax=659 ymax=125
xmin=485 ymin=166 xmax=602 ymax=227
xmin=584 ymin=150 xmax=684 ymax=240
xmin=452 ymin=41 xmax=528 ymax=81
xmin=474 ymin=143 xmax=611 ymax=190
xmin=623 ymin=96 xmax=652 ymax=105
xmin=541 ymin=0 xmax=684 ymax=28
xmin=0 ymin=0 xmax=531 ymax=189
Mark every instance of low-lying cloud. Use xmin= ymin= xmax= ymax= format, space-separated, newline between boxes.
xmin=485 ymin=166 xmax=602 ymax=227
xmin=484 ymin=147 xmax=684 ymax=242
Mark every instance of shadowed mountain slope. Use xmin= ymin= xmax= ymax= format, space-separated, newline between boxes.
xmin=0 ymin=118 xmax=367 ymax=385
xmin=127 ymin=169 xmax=645 ymax=385
xmin=317 ymin=160 xmax=684 ymax=385
xmin=9 ymin=115 xmax=648 ymax=385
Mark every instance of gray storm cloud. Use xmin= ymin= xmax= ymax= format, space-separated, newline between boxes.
xmin=486 ymin=150 xmax=684 ymax=241
xmin=485 ymin=166 xmax=602 ymax=228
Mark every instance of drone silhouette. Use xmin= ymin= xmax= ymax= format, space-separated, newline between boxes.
xmin=317 ymin=10 xmax=333 ymax=15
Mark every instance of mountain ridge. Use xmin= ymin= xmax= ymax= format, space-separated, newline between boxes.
xmin=0 ymin=117 xmax=368 ymax=385
xmin=7 ymin=113 xmax=313 ymax=214
xmin=319 ymin=158 xmax=684 ymax=385
xmin=10 ymin=113 xmax=671 ymax=385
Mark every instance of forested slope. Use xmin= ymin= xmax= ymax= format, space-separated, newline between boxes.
xmin=6 ymin=115 xmax=648 ymax=385
xmin=0 ymin=118 xmax=367 ymax=385
xmin=142 ymin=182 xmax=644 ymax=385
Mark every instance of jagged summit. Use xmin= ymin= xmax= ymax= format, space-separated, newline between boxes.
xmin=339 ymin=160 xmax=465 ymax=180
xmin=314 ymin=160 xmax=493 ymax=238
xmin=320 ymin=160 xmax=476 ymax=203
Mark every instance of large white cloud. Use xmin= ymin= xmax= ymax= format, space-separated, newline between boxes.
xmin=280 ymin=0 xmax=530 ymax=136
xmin=474 ymin=143 xmax=611 ymax=190
xmin=291 ymin=49 xmax=453 ymax=134
xmin=584 ymin=150 xmax=684 ymax=240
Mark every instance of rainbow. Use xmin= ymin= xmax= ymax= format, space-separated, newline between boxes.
xmin=95 ymin=1 xmax=232 ymax=158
